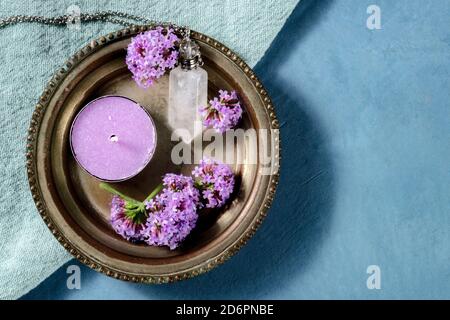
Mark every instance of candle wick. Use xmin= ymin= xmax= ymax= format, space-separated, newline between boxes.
xmin=109 ymin=134 xmax=119 ymax=143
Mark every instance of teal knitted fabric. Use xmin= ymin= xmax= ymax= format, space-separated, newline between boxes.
xmin=0 ymin=0 xmax=299 ymax=299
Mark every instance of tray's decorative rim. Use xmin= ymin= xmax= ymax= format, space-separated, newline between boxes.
xmin=26 ymin=25 xmax=281 ymax=283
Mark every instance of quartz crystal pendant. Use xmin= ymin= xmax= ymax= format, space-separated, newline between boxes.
xmin=168 ymin=29 xmax=207 ymax=143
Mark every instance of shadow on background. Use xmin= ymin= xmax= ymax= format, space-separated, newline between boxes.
xmin=23 ymin=0 xmax=336 ymax=300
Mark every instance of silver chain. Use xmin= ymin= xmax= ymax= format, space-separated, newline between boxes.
xmin=0 ymin=10 xmax=184 ymax=32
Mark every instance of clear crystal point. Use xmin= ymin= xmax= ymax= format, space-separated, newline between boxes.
xmin=168 ymin=65 xmax=207 ymax=143
xmin=168 ymin=30 xmax=207 ymax=143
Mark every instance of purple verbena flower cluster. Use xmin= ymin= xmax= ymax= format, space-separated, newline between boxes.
xmin=107 ymin=159 xmax=235 ymax=250
xmin=126 ymin=26 xmax=179 ymax=88
xmin=141 ymin=174 xmax=200 ymax=249
xmin=200 ymin=90 xmax=243 ymax=133
xmin=110 ymin=195 xmax=146 ymax=241
xmin=192 ymin=158 xmax=235 ymax=208
xmin=162 ymin=173 xmax=200 ymax=204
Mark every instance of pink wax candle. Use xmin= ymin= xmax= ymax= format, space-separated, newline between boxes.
xmin=70 ymin=96 xmax=156 ymax=181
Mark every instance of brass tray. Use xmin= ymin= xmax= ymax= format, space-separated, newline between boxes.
xmin=26 ymin=26 xmax=280 ymax=283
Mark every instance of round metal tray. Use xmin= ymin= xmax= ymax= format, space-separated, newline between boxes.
xmin=26 ymin=26 xmax=280 ymax=283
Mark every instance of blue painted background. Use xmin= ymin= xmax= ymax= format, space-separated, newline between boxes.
xmin=24 ymin=0 xmax=450 ymax=299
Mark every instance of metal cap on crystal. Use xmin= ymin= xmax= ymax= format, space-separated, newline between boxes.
xmin=179 ymin=28 xmax=203 ymax=70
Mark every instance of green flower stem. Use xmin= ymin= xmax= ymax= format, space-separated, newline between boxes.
xmin=144 ymin=183 xmax=164 ymax=203
xmin=99 ymin=182 xmax=164 ymax=212
xmin=99 ymin=182 xmax=141 ymax=205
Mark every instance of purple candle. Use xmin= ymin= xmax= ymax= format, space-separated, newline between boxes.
xmin=70 ymin=96 xmax=156 ymax=181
